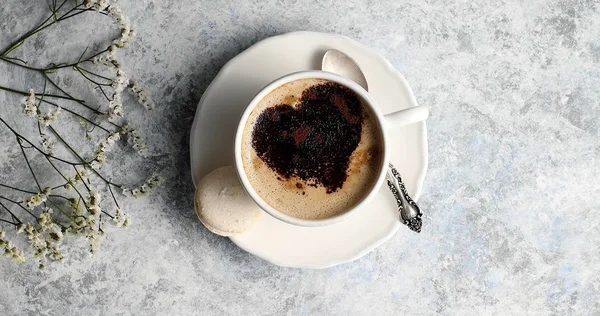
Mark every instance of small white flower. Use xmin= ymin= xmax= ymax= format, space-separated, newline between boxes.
xmin=16 ymin=223 xmax=25 ymax=234
xmin=87 ymin=187 xmax=102 ymax=217
xmin=37 ymin=208 xmax=53 ymax=230
xmin=106 ymin=132 xmax=121 ymax=145
xmin=84 ymin=0 xmax=111 ymax=11
xmin=108 ymin=93 xmax=124 ymax=120
xmin=47 ymin=223 xmax=64 ymax=243
xmin=108 ymin=5 xmax=135 ymax=48
xmin=24 ymin=188 xmax=50 ymax=209
xmin=131 ymin=189 xmax=141 ymax=198
xmin=90 ymin=188 xmax=101 ymax=205
xmin=75 ymin=168 xmax=89 ymax=183
xmin=86 ymin=228 xmax=102 ymax=256
xmin=93 ymin=132 xmax=121 ymax=166
xmin=64 ymin=176 xmax=75 ymax=191
xmin=112 ymin=208 xmax=128 ymax=227
xmin=37 ymin=106 xmax=61 ymax=126
xmin=40 ymin=134 xmax=56 ymax=155
xmin=128 ymin=79 xmax=155 ymax=110
xmin=90 ymin=160 xmax=102 ymax=170
xmin=126 ymin=129 xmax=147 ymax=155
xmin=93 ymin=45 xmax=121 ymax=68
xmin=145 ymin=174 xmax=163 ymax=189
xmin=112 ymin=69 xmax=128 ymax=93
xmin=22 ymin=89 xmax=37 ymax=118
xmin=121 ymin=187 xmax=131 ymax=196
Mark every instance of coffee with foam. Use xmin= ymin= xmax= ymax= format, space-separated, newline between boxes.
xmin=241 ymin=78 xmax=383 ymax=220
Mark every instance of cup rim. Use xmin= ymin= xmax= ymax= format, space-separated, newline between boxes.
xmin=234 ymin=70 xmax=390 ymax=227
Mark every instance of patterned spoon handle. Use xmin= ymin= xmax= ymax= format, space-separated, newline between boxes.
xmin=385 ymin=163 xmax=423 ymax=233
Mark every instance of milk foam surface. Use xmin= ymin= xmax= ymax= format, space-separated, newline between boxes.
xmin=242 ymin=78 xmax=383 ymax=220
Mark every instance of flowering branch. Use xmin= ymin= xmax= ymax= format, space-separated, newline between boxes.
xmin=0 ymin=0 xmax=162 ymax=270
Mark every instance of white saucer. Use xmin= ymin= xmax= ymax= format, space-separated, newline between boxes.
xmin=190 ymin=32 xmax=428 ymax=269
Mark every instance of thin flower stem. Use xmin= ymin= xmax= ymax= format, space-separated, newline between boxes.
xmin=38 ymin=98 xmax=112 ymax=133
xmin=73 ymin=167 xmax=91 ymax=192
xmin=45 ymin=157 xmax=93 ymax=214
xmin=101 ymin=210 xmax=115 ymax=219
xmin=0 ymin=2 xmax=84 ymax=57
xmin=42 ymin=73 xmax=104 ymax=114
xmin=50 ymin=49 xmax=108 ymax=71
xmin=49 ymin=194 xmax=70 ymax=201
xmin=49 ymin=126 xmax=122 ymax=188
xmin=0 ymin=117 xmax=93 ymax=165
xmin=74 ymin=67 xmax=112 ymax=87
xmin=0 ymin=56 xmax=41 ymax=71
xmin=0 ymin=218 xmax=17 ymax=226
xmin=0 ymin=196 xmax=38 ymax=221
xmin=0 ymin=183 xmax=36 ymax=194
xmin=17 ymin=137 xmax=42 ymax=192
xmin=46 ymin=198 xmax=74 ymax=223
xmin=76 ymin=66 xmax=113 ymax=82
xmin=58 ymin=7 xmax=94 ymax=21
xmin=108 ymin=183 xmax=120 ymax=208
xmin=0 ymin=85 xmax=85 ymax=103
xmin=0 ymin=201 xmax=23 ymax=224
xmin=51 ymin=183 xmax=68 ymax=190
xmin=3 ymin=56 xmax=28 ymax=64
xmin=48 ymin=125 xmax=90 ymax=165
xmin=97 ymin=85 xmax=112 ymax=102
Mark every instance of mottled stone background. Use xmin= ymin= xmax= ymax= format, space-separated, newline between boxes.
xmin=1 ymin=0 xmax=599 ymax=315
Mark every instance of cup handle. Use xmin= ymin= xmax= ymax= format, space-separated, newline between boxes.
xmin=383 ymin=105 xmax=429 ymax=128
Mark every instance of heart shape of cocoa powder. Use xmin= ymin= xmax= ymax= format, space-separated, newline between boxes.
xmin=251 ymin=82 xmax=363 ymax=193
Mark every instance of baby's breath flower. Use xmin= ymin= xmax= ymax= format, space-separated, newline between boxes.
xmin=126 ymin=128 xmax=147 ymax=155
xmin=37 ymin=207 xmax=53 ymax=230
xmin=47 ymin=223 xmax=64 ymax=243
xmin=107 ymin=5 xmax=135 ymax=48
xmin=86 ymin=187 xmax=102 ymax=217
xmin=75 ymin=168 xmax=90 ymax=183
xmin=121 ymin=187 xmax=130 ymax=196
xmin=145 ymin=174 xmax=163 ymax=190
xmin=131 ymin=188 xmax=141 ymax=198
xmin=64 ymin=176 xmax=75 ymax=191
xmin=93 ymin=132 xmax=121 ymax=166
xmin=69 ymin=198 xmax=84 ymax=216
xmin=1 ymin=0 xmax=157 ymax=269
xmin=16 ymin=223 xmax=26 ymax=234
xmin=87 ymin=228 xmax=102 ymax=256
xmin=128 ymin=79 xmax=155 ymax=110
xmin=90 ymin=160 xmax=102 ymax=170
xmin=108 ymin=93 xmax=124 ymax=120
xmin=93 ymin=46 xmax=121 ymax=68
xmin=112 ymin=68 xmax=128 ymax=93
xmin=123 ymin=173 xmax=162 ymax=199
xmin=112 ymin=208 xmax=129 ymax=227
xmin=40 ymin=134 xmax=56 ymax=155
xmin=106 ymin=131 xmax=120 ymax=144
xmin=24 ymin=187 xmax=50 ymax=209
xmin=37 ymin=106 xmax=61 ymax=126
xmin=84 ymin=0 xmax=111 ymax=11
xmin=22 ymin=89 xmax=37 ymax=118
xmin=1 ymin=235 xmax=25 ymax=264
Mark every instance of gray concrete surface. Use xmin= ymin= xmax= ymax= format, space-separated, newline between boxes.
xmin=0 ymin=0 xmax=599 ymax=315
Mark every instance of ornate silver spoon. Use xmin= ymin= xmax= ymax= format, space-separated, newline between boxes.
xmin=322 ymin=49 xmax=423 ymax=233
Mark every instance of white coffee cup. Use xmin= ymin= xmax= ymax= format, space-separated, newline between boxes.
xmin=234 ymin=70 xmax=428 ymax=227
